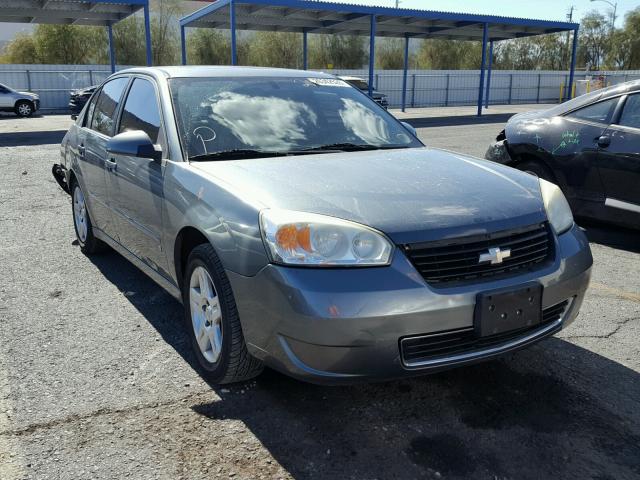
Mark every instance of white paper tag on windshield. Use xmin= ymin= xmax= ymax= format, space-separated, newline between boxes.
xmin=307 ymin=78 xmax=350 ymax=87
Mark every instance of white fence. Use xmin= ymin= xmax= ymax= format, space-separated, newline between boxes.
xmin=1 ymin=64 xmax=639 ymax=112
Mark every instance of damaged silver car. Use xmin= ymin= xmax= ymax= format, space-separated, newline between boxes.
xmin=53 ymin=67 xmax=592 ymax=385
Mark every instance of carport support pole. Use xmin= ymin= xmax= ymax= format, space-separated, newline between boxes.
xmin=230 ymin=0 xmax=237 ymax=65
xmin=477 ymin=22 xmax=489 ymax=116
xmin=401 ymin=35 xmax=409 ymax=112
xmin=368 ymin=15 xmax=376 ymax=98
xmin=302 ymin=29 xmax=308 ymax=70
xmin=180 ymin=26 xmax=187 ymax=65
xmin=107 ymin=24 xmax=115 ymax=74
xmin=485 ymin=40 xmax=493 ymax=109
xmin=567 ymin=27 xmax=579 ymax=101
xmin=143 ymin=3 xmax=152 ymax=66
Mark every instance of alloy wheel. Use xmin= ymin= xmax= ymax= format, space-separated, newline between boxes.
xmin=189 ymin=266 xmax=223 ymax=364
xmin=73 ymin=185 xmax=88 ymax=243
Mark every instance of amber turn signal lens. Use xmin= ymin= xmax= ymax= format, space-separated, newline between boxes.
xmin=275 ymin=224 xmax=312 ymax=253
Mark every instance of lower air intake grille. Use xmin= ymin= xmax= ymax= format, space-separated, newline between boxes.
xmin=400 ymin=299 xmax=570 ymax=366
xmin=403 ymin=223 xmax=554 ymax=287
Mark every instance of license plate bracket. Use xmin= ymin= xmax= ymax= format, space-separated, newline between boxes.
xmin=474 ymin=283 xmax=542 ymax=337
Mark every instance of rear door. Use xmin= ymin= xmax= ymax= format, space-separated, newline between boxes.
xmin=597 ymin=92 xmax=640 ymax=224
xmin=106 ymin=76 xmax=168 ymax=273
xmin=81 ymin=76 xmax=130 ymax=240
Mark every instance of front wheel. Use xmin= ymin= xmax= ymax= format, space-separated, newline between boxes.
xmin=15 ymin=101 xmax=33 ymax=117
xmin=517 ymin=160 xmax=555 ymax=183
xmin=183 ymin=244 xmax=263 ymax=384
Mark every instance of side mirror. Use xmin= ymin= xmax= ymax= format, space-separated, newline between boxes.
xmin=401 ymin=121 xmax=417 ymax=138
xmin=107 ymin=130 xmax=162 ymax=161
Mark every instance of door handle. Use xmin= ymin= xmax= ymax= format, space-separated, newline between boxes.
xmin=105 ymin=157 xmax=117 ymax=172
xmin=597 ymin=135 xmax=611 ymax=148
xmin=78 ymin=145 xmax=85 ymax=156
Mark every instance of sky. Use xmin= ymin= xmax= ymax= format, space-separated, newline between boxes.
xmin=0 ymin=0 xmax=637 ymax=42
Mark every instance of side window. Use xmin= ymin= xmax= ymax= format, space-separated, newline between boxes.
xmin=566 ymin=97 xmax=619 ymax=125
xmin=83 ymin=89 xmax=100 ymax=127
xmin=90 ymin=77 xmax=129 ymax=136
xmin=118 ymin=78 xmax=161 ymax=143
xmin=618 ymin=94 xmax=640 ymax=129
xmin=0 ymin=85 xmax=9 ymax=94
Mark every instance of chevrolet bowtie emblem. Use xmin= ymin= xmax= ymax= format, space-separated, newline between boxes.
xmin=479 ymin=247 xmax=511 ymax=265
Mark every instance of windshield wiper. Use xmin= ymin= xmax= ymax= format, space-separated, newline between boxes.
xmin=298 ymin=143 xmax=412 ymax=153
xmin=189 ymin=149 xmax=288 ymax=161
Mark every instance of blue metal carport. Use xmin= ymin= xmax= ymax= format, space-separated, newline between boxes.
xmin=179 ymin=0 xmax=579 ymax=115
xmin=0 ymin=0 xmax=153 ymax=73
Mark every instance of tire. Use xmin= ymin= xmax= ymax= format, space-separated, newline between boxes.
xmin=71 ymin=179 xmax=108 ymax=254
xmin=517 ymin=160 xmax=555 ymax=183
xmin=15 ymin=100 xmax=34 ymax=117
xmin=182 ymin=243 xmax=263 ymax=384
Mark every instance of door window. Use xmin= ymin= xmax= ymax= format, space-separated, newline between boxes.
xmin=83 ymin=89 xmax=100 ymax=127
xmin=566 ymin=97 xmax=619 ymax=125
xmin=90 ymin=77 xmax=129 ymax=136
xmin=618 ymin=94 xmax=640 ymax=129
xmin=118 ymin=78 xmax=162 ymax=143
xmin=0 ymin=85 xmax=9 ymax=94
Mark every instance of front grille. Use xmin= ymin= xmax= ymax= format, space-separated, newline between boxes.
xmin=403 ymin=223 xmax=553 ymax=287
xmin=400 ymin=299 xmax=570 ymax=366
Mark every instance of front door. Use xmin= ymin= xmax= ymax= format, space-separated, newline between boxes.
xmin=80 ymin=77 xmax=129 ymax=239
xmin=597 ymin=93 xmax=640 ymax=225
xmin=105 ymin=77 xmax=167 ymax=274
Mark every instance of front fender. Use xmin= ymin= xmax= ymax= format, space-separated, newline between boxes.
xmin=162 ymin=161 xmax=271 ymax=283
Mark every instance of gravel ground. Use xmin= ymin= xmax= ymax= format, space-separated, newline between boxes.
xmin=0 ymin=110 xmax=639 ymax=480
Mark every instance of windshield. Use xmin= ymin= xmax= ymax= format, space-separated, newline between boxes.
xmin=169 ymin=76 xmax=421 ymax=160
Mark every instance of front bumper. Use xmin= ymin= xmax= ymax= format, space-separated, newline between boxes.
xmin=485 ymin=139 xmax=513 ymax=165
xmin=228 ymin=224 xmax=592 ymax=384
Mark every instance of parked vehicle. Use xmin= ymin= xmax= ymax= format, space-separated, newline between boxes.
xmin=0 ymin=83 xmax=40 ymax=117
xmin=486 ymin=80 xmax=640 ymax=229
xmin=53 ymin=67 xmax=592 ymax=385
xmin=69 ymin=85 xmax=97 ymax=116
xmin=339 ymin=75 xmax=389 ymax=109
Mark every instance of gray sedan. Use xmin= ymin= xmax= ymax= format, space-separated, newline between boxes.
xmin=54 ymin=67 xmax=592 ymax=385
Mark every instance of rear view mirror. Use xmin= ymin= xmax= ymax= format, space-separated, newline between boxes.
xmin=401 ymin=121 xmax=417 ymax=138
xmin=70 ymin=114 xmax=78 ymax=120
xmin=107 ymin=130 xmax=162 ymax=161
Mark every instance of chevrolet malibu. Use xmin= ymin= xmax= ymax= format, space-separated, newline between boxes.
xmin=53 ymin=67 xmax=592 ymax=385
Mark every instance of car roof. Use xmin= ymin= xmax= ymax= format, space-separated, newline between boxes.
xmin=339 ymin=76 xmax=366 ymax=82
xmin=543 ymin=79 xmax=640 ymax=116
xmin=115 ymin=66 xmax=336 ymax=79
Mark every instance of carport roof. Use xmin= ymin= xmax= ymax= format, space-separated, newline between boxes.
xmin=0 ymin=0 xmax=147 ymax=26
xmin=179 ymin=0 xmax=579 ymax=41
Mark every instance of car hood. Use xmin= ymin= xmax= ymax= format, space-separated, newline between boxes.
xmin=192 ymin=147 xmax=546 ymax=244
xmin=18 ymin=91 xmax=38 ymax=99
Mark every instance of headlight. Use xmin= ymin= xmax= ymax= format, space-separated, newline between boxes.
xmin=260 ymin=209 xmax=393 ymax=266
xmin=539 ymin=178 xmax=573 ymax=235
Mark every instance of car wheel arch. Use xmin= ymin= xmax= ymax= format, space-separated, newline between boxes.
xmin=514 ymin=154 xmax=559 ymax=184
xmin=173 ymin=226 xmax=212 ymax=289
xmin=14 ymin=99 xmax=34 ymax=115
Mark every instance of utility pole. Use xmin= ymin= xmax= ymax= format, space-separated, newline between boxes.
xmin=566 ymin=6 xmax=574 ymax=68
xmin=395 ymin=0 xmax=401 ymax=8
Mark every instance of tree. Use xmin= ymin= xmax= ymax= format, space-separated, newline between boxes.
xmin=415 ymin=39 xmax=481 ymax=69
xmin=247 ymin=32 xmax=302 ymax=69
xmin=578 ymin=11 xmax=610 ymax=70
xmin=1 ymin=33 xmax=39 ymax=64
xmin=187 ymin=29 xmax=231 ymax=65
xmin=151 ymin=0 xmax=181 ymax=65
xmin=309 ymin=34 xmax=366 ymax=69
xmin=375 ymin=38 xmax=405 ymax=69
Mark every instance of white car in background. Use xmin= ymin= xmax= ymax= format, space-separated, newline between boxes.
xmin=0 ymin=82 xmax=40 ymax=117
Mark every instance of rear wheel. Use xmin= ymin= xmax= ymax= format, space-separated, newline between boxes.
xmin=517 ymin=160 xmax=555 ymax=183
xmin=71 ymin=180 xmax=107 ymax=254
xmin=183 ymin=243 xmax=263 ymax=384
xmin=15 ymin=100 xmax=33 ymax=117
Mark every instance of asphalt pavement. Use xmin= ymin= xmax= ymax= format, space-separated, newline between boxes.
xmin=0 ymin=108 xmax=639 ymax=480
